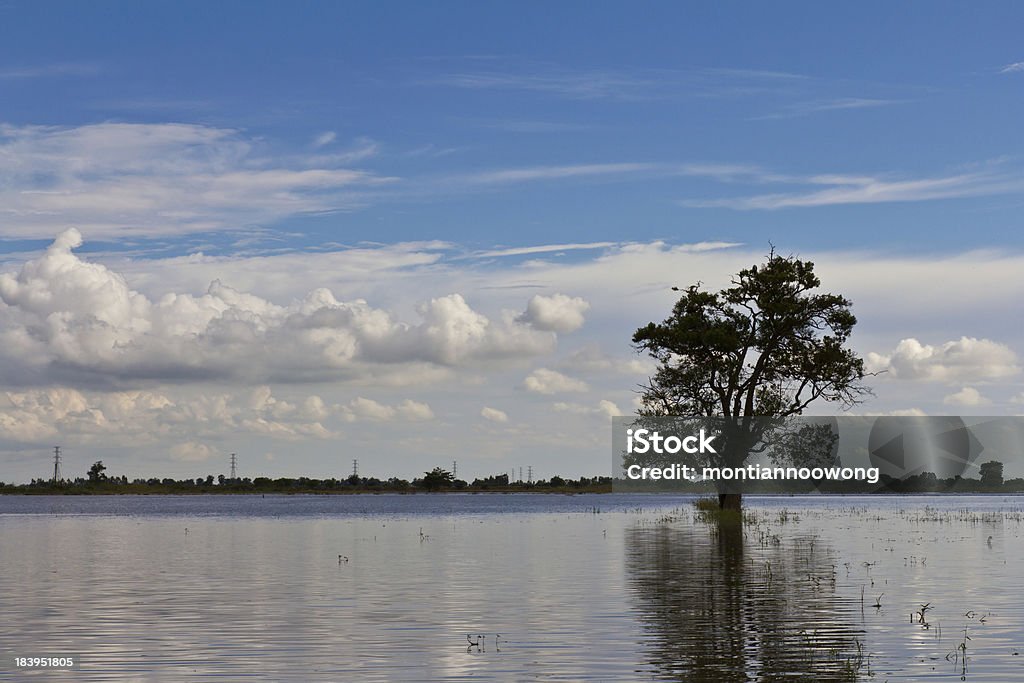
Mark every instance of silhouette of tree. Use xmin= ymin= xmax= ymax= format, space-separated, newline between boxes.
xmin=87 ymin=461 xmax=107 ymax=483
xmin=979 ymin=460 xmax=1004 ymax=488
xmin=420 ymin=467 xmax=454 ymax=491
xmin=632 ymin=251 xmax=869 ymax=510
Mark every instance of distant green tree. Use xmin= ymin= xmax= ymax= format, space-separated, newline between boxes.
xmin=421 ymin=467 xmax=454 ymax=491
xmin=549 ymin=475 xmax=566 ymax=487
xmin=87 ymin=461 xmax=108 ymax=483
xmin=979 ymin=460 xmax=1004 ymax=488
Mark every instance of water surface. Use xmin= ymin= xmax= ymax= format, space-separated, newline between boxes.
xmin=1 ymin=494 xmax=1022 ymax=681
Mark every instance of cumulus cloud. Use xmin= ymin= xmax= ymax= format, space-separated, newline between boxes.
xmin=522 ymin=368 xmax=589 ymax=394
xmin=885 ymin=408 xmax=928 ymax=417
xmin=866 ymin=337 xmax=1019 ymax=382
xmin=339 ymin=397 xmax=434 ymax=422
xmin=553 ymin=399 xmax=624 ymax=419
xmin=0 ymin=122 xmax=389 ymax=239
xmin=560 ymin=344 xmax=653 ymax=376
xmin=516 ymin=293 xmax=590 ymax=333
xmin=0 ymin=231 xmax=559 ymax=386
xmin=942 ymin=387 xmax=991 ymax=407
xmin=170 ymin=441 xmax=218 ymax=462
xmin=480 ymin=406 xmax=509 ymax=423
xmin=0 ymin=385 xmax=333 ymax=448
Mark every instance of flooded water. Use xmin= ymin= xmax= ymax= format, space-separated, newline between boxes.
xmin=1 ymin=494 xmax=1022 ymax=681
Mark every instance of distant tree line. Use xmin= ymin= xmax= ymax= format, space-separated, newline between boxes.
xmin=5 ymin=460 xmax=1019 ymax=495
xmin=0 ymin=462 xmax=613 ymax=495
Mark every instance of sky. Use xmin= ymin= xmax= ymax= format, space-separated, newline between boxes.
xmin=1 ymin=2 xmax=1023 ymax=483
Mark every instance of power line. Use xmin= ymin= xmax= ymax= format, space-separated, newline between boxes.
xmin=352 ymin=459 xmax=358 ymax=478
xmin=229 ymin=453 xmax=237 ymax=480
xmin=52 ymin=446 xmax=62 ymax=483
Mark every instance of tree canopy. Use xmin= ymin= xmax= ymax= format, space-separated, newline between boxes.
xmin=632 ymin=251 xmax=870 ymax=509
xmin=421 ymin=467 xmax=455 ymax=491
xmin=87 ymin=460 xmax=108 ymax=483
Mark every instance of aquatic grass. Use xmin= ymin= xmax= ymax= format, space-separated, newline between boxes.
xmin=946 ymin=626 xmax=971 ymax=677
xmin=692 ymin=497 xmax=719 ymax=513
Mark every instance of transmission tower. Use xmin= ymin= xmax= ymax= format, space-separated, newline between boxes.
xmin=452 ymin=460 xmax=457 ymax=478
xmin=352 ymin=459 xmax=358 ymax=478
xmin=52 ymin=446 xmax=62 ymax=483
xmin=519 ymin=466 xmax=523 ymax=482
xmin=229 ymin=453 xmax=237 ymax=480
xmin=527 ymin=466 xmax=533 ymax=484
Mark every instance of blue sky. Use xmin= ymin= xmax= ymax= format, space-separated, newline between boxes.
xmin=3 ymin=2 xmax=1024 ymax=252
xmin=1 ymin=3 xmax=1023 ymax=482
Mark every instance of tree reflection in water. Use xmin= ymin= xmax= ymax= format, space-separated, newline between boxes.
xmin=626 ymin=515 xmax=867 ymax=681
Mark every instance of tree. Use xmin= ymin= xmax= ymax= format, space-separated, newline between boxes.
xmin=87 ymin=461 xmax=108 ymax=483
xmin=632 ymin=251 xmax=869 ymax=510
xmin=420 ymin=467 xmax=455 ymax=491
xmin=979 ymin=460 xmax=1004 ymax=488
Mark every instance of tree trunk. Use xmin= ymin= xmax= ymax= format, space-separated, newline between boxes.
xmin=718 ymin=493 xmax=743 ymax=511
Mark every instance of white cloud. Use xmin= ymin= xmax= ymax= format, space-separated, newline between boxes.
xmin=343 ymin=397 xmax=395 ymax=421
xmin=885 ymin=408 xmax=928 ymax=417
xmin=753 ymin=97 xmax=903 ymax=120
xmin=480 ymin=406 xmax=508 ymax=423
xmin=516 ymin=293 xmax=590 ymax=333
xmin=313 ymin=131 xmax=337 ymax=147
xmin=681 ymin=170 xmax=1023 ymax=210
xmin=340 ymin=397 xmax=434 ymax=422
xmin=425 ymin=64 xmax=806 ymax=101
xmin=0 ymin=385 xmax=334 ymax=448
xmin=456 ymin=163 xmax=659 ymax=185
xmin=999 ymin=62 xmax=1024 ymax=74
xmin=943 ymin=387 xmax=991 ymax=407
xmin=866 ymin=337 xmax=1019 ymax=382
xmin=561 ymin=345 xmax=653 ymax=376
xmin=426 ymin=68 xmax=655 ymax=100
xmin=473 ymin=242 xmax=616 ymax=258
xmin=0 ymin=123 xmax=390 ymax=239
xmin=523 ymin=368 xmax=589 ymax=394
xmin=597 ymin=400 xmax=624 ymax=418
xmin=6 ymin=232 xmax=1024 ymax=477
xmin=396 ymin=399 xmax=435 ymax=421
xmin=553 ymin=399 xmax=624 ymax=419
xmin=170 ymin=441 xmax=218 ymax=462
xmin=0 ymin=232 xmax=558 ymax=386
